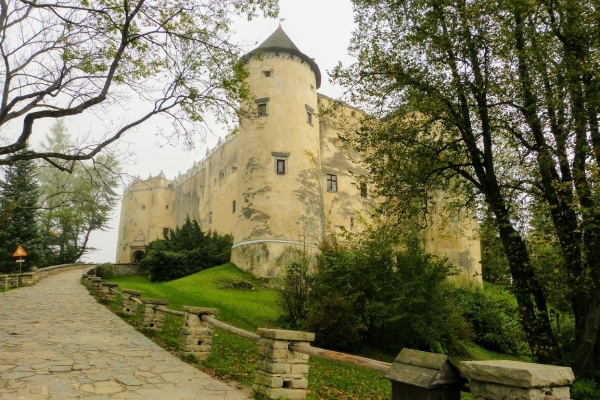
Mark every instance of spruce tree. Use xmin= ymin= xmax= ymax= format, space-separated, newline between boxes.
xmin=0 ymin=155 xmax=44 ymax=273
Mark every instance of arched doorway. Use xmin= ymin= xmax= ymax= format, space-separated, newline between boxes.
xmin=131 ymin=250 xmax=146 ymax=263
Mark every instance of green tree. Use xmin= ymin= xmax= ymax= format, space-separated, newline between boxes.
xmin=0 ymin=0 xmax=278 ymax=167
xmin=333 ymin=0 xmax=600 ymax=373
xmin=38 ymin=120 xmax=120 ymax=264
xmin=141 ymin=216 xmax=232 ymax=281
xmin=0 ymin=152 xmax=44 ymax=273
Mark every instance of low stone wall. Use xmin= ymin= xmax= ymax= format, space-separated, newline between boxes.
xmin=111 ymin=263 xmax=145 ymax=277
xmin=1 ymin=263 xmax=88 ymax=288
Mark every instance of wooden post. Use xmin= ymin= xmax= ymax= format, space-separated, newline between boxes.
xmin=140 ymin=298 xmax=168 ymax=331
xmin=254 ymin=328 xmax=314 ymax=400
xmin=178 ymin=307 xmax=219 ymax=360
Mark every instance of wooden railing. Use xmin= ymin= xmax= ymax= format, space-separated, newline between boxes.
xmin=83 ymin=271 xmax=575 ymax=400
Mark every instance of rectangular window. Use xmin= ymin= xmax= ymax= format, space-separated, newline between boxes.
xmin=209 ymin=212 xmax=212 ymax=224
xmin=360 ymin=182 xmax=368 ymax=198
xmin=277 ymin=159 xmax=286 ymax=174
xmin=257 ymin=103 xmax=267 ymax=116
xmin=163 ymin=228 xmax=169 ymax=237
xmin=305 ymin=104 xmax=314 ymax=125
xmin=232 ymin=200 xmax=236 ymax=213
xmin=263 ymin=70 xmax=272 ymax=77
xmin=306 ymin=111 xmax=312 ymax=125
xmin=166 ymin=205 xmax=169 ymax=210
xmin=327 ymin=174 xmax=338 ymax=192
xmin=350 ymin=217 xmax=354 ymax=228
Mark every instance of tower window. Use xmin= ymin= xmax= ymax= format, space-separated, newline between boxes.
xmin=360 ymin=183 xmax=368 ymax=198
xmin=272 ymin=151 xmax=289 ymax=174
xmin=163 ymin=228 xmax=169 ymax=237
xmin=166 ymin=205 xmax=169 ymax=210
xmin=305 ymin=104 xmax=314 ymax=126
xmin=141 ymin=205 xmax=145 ymax=210
xmin=327 ymin=174 xmax=338 ymax=192
xmin=255 ymin=97 xmax=269 ymax=116
xmin=277 ymin=159 xmax=286 ymax=174
xmin=263 ymin=70 xmax=272 ymax=77
xmin=209 ymin=212 xmax=212 ymax=224
xmin=232 ymin=200 xmax=236 ymax=213
xmin=350 ymin=217 xmax=354 ymax=228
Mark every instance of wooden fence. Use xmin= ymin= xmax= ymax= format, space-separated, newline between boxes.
xmin=80 ymin=270 xmax=575 ymax=400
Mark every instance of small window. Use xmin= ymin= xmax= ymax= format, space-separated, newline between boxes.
xmin=305 ymin=104 xmax=314 ymax=125
xmin=350 ymin=217 xmax=354 ymax=229
xmin=209 ymin=212 xmax=213 ymax=224
xmin=263 ymin=70 xmax=272 ymax=77
xmin=306 ymin=111 xmax=312 ymax=125
xmin=163 ymin=228 xmax=169 ymax=237
xmin=360 ymin=183 xmax=368 ymax=198
xmin=232 ymin=200 xmax=236 ymax=213
xmin=257 ymin=103 xmax=267 ymax=116
xmin=277 ymin=159 xmax=286 ymax=175
xmin=351 ymin=111 xmax=356 ymax=117
xmin=327 ymin=174 xmax=338 ymax=192
xmin=166 ymin=205 xmax=169 ymax=210
xmin=141 ymin=205 xmax=145 ymax=210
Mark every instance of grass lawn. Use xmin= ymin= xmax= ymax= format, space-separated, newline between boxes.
xmin=105 ymin=263 xmax=526 ymax=400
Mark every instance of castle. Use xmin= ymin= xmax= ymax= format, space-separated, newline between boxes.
xmin=115 ymin=26 xmax=482 ymax=280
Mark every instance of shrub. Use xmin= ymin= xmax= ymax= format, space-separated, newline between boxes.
xmin=305 ymin=295 xmax=364 ymax=351
xmin=277 ymin=252 xmax=312 ymax=329
xmin=455 ymin=286 xmax=527 ymax=355
xmin=307 ymin=227 xmax=470 ymax=355
xmin=140 ymin=216 xmax=233 ymax=282
xmin=95 ymin=263 xmax=114 ymax=279
xmin=571 ymin=379 xmax=599 ymax=400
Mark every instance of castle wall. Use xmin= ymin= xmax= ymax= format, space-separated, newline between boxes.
xmin=116 ymin=175 xmax=174 ymax=263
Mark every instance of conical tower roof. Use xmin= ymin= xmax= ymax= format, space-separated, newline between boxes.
xmin=243 ymin=26 xmax=322 ymax=88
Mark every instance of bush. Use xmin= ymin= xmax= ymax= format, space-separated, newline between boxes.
xmin=455 ymin=286 xmax=527 ymax=355
xmin=95 ymin=263 xmax=114 ymax=279
xmin=571 ymin=379 xmax=599 ymax=400
xmin=140 ymin=216 xmax=233 ymax=282
xmin=306 ymin=228 xmax=470 ymax=355
xmin=277 ymin=252 xmax=312 ymax=329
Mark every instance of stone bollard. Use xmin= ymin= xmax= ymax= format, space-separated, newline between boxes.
xmin=460 ymin=360 xmax=575 ymax=400
xmin=88 ymin=277 xmax=102 ymax=295
xmin=100 ymin=283 xmax=119 ymax=301
xmin=140 ymin=298 xmax=168 ymax=331
xmin=120 ymin=289 xmax=142 ymax=315
xmin=178 ymin=307 xmax=218 ymax=360
xmin=253 ymin=328 xmax=315 ymax=400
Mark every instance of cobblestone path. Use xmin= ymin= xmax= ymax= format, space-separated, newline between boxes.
xmin=0 ymin=268 xmax=248 ymax=399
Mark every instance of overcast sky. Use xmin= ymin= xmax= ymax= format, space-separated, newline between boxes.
xmin=83 ymin=0 xmax=358 ymax=262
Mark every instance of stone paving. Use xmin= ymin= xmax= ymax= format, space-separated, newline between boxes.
xmin=0 ymin=268 xmax=248 ymax=399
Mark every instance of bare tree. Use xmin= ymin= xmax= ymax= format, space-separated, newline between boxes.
xmin=0 ymin=0 xmax=278 ymax=169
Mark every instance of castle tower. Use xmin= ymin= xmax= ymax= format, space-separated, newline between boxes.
xmin=115 ymin=173 xmax=174 ymax=263
xmin=230 ymin=26 xmax=325 ymax=275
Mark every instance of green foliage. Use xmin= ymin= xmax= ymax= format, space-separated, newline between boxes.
xmin=0 ymin=151 xmax=45 ymax=273
xmin=571 ymin=379 xmax=600 ymax=400
xmin=141 ymin=216 xmax=232 ymax=282
xmin=308 ymin=227 xmax=470 ymax=354
xmin=95 ymin=263 xmax=114 ymax=280
xmin=277 ymin=252 xmax=313 ymax=329
xmin=455 ymin=286 xmax=527 ymax=355
xmin=39 ymin=120 xmax=120 ymax=264
xmin=106 ymin=264 xmax=392 ymax=400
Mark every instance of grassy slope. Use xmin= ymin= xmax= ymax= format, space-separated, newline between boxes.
xmin=107 ymin=263 xmax=525 ymax=400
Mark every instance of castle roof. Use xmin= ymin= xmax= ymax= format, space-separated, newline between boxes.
xmin=243 ymin=26 xmax=322 ymax=89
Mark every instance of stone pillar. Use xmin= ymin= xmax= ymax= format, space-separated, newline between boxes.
xmin=253 ymin=328 xmax=315 ymax=400
xmin=178 ymin=307 xmax=218 ymax=360
xmin=461 ymin=360 xmax=575 ymax=400
xmin=120 ymin=289 xmax=142 ymax=315
xmin=88 ymin=277 xmax=102 ymax=295
xmin=140 ymin=298 xmax=168 ymax=331
xmin=100 ymin=283 xmax=119 ymax=301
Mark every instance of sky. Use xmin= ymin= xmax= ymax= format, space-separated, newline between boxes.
xmin=83 ymin=0 xmax=358 ymax=262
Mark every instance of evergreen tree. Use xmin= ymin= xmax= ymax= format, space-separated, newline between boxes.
xmin=0 ymin=154 xmax=44 ymax=273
